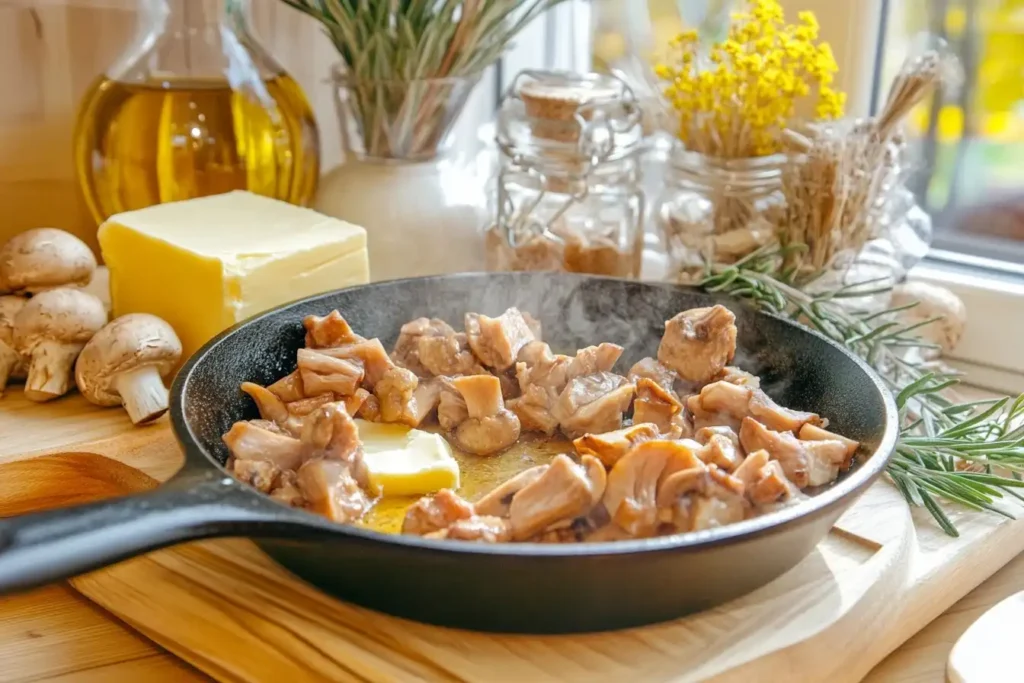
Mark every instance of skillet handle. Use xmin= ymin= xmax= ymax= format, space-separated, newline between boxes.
xmin=0 ymin=472 xmax=294 ymax=594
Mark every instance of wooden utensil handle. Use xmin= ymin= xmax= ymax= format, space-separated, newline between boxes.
xmin=0 ymin=471 xmax=276 ymax=594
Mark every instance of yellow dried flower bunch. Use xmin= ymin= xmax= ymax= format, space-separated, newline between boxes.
xmin=654 ymin=0 xmax=846 ymax=157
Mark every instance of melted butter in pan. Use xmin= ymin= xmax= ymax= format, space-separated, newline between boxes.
xmin=359 ymin=431 xmax=570 ymax=535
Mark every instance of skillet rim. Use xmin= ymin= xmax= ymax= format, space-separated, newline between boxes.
xmin=170 ymin=271 xmax=900 ymax=558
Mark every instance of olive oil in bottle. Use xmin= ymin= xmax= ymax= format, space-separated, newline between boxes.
xmin=75 ymin=75 xmax=319 ymax=223
xmin=73 ymin=0 xmax=321 ymax=224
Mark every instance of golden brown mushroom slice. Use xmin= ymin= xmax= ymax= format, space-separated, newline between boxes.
xmin=303 ymin=310 xmax=363 ymax=349
xmin=602 ymin=439 xmax=705 ymax=537
xmin=297 ymin=348 xmax=364 ymax=397
xmin=799 ymin=423 xmax=859 ymax=462
xmin=402 ymin=489 xmax=475 ymax=535
xmin=474 ymin=464 xmax=549 ymax=517
xmin=565 ymin=343 xmax=624 ymax=380
xmin=573 ymin=422 xmax=660 ymax=468
xmin=391 ymin=317 xmax=459 ymax=377
xmin=657 ymin=305 xmax=738 ymax=384
xmin=223 ymin=420 xmax=305 ymax=471
xmin=0 ymin=295 xmax=27 ymax=396
xmin=447 ymin=374 xmax=521 ymax=455
xmin=699 ymin=433 xmax=743 ymax=472
xmin=296 ymin=458 xmax=373 ymax=523
xmin=627 ymin=357 xmax=679 ymax=395
xmin=425 ymin=516 xmax=513 ymax=543
xmin=0 ymin=228 xmax=97 ymax=295
xmin=241 ymin=381 xmax=291 ymax=426
xmin=508 ymin=454 xmax=606 ymax=541
xmin=739 ymin=417 xmax=848 ymax=488
xmin=319 ymin=338 xmax=395 ymax=388
xmin=689 ymin=380 xmax=822 ymax=434
xmin=298 ymin=402 xmax=363 ymax=465
xmin=633 ymin=378 xmax=688 ymax=438
xmin=464 ymin=307 xmax=536 ymax=371
xmin=14 ymin=288 xmax=108 ymax=402
xmin=267 ymin=370 xmax=305 ymax=402
xmin=556 ymin=373 xmax=636 ymax=440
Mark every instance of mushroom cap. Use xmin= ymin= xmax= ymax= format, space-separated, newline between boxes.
xmin=890 ymin=281 xmax=967 ymax=352
xmin=75 ymin=313 xmax=182 ymax=406
xmin=0 ymin=228 xmax=97 ymax=294
xmin=0 ymin=295 xmax=27 ymax=344
xmin=13 ymin=288 xmax=107 ymax=354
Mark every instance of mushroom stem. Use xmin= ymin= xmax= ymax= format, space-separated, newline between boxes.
xmin=0 ymin=342 xmax=19 ymax=396
xmin=115 ymin=364 xmax=170 ymax=425
xmin=24 ymin=340 xmax=83 ymax=401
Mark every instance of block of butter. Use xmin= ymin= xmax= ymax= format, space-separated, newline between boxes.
xmin=98 ymin=191 xmax=369 ymax=362
xmin=356 ymin=420 xmax=460 ymax=497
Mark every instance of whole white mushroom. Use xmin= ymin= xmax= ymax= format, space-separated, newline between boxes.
xmin=13 ymin=288 xmax=108 ymax=401
xmin=0 ymin=295 xmax=27 ymax=396
xmin=75 ymin=314 xmax=182 ymax=425
xmin=0 ymin=228 xmax=97 ymax=294
xmin=890 ymin=281 xmax=968 ymax=357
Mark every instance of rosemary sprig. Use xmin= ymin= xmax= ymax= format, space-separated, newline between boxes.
xmin=278 ymin=0 xmax=567 ymax=158
xmin=702 ymin=246 xmax=1024 ymax=536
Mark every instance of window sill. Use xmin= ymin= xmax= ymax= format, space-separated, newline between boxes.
xmin=910 ymin=255 xmax=1024 ymax=379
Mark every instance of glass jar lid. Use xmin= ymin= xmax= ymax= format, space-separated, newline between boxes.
xmin=496 ymin=70 xmax=644 ymax=168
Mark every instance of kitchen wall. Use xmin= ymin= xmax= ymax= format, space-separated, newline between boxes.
xmin=0 ymin=0 xmax=340 ymax=253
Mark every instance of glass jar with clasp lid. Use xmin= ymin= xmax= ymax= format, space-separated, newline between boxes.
xmin=485 ymin=70 xmax=645 ymax=277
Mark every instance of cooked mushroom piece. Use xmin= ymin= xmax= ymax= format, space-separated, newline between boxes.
xmin=799 ymin=423 xmax=859 ymax=462
xmin=297 ymin=348 xmax=364 ymax=397
xmin=657 ymin=305 xmax=738 ymax=384
xmin=391 ymin=318 xmax=463 ymax=377
xmin=474 ymin=464 xmax=550 ymax=517
xmin=298 ymin=402 xmax=362 ymax=465
xmin=602 ymin=439 xmax=705 ymax=536
xmin=699 ymin=433 xmax=743 ymax=472
xmin=402 ymin=489 xmax=475 ymax=535
xmin=633 ymin=378 xmax=688 ymax=437
xmin=565 ymin=343 xmax=623 ymax=380
xmin=448 ymin=374 xmax=521 ymax=455
xmin=223 ymin=420 xmax=305 ymax=471
xmin=689 ymin=381 xmax=822 ymax=434
xmin=627 ymin=357 xmax=679 ymax=395
xmin=554 ymin=372 xmax=635 ymax=439
xmin=0 ymin=295 xmax=27 ymax=396
xmin=231 ymin=458 xmax=281 ymax=494
xmin=14 ymin=288 xmax=107 ymax=402
xmin=425 ymin=515 xmax=513 ymax=542
xmin=739 ymin=417 xmax=849 ymax=487
xmin=303 ymin=311 xmax=363 ymax=348
xmin=241 ymin=381 xmax=291 ymax=427
xmin=74 ymin=313 xmax=182 ymax=423
xmin=507 ymin=454 xmax=605 ymax=541
xmin=573 ymin=422 xmax=660 ymax=468
xmin=465 ymin=307 xmax=536 ymax=371
xmin=267 ymin=370 xmax=305 ymax=402
xmin=0 ymin=228 xmax=97 ymax=295
xmin=319 ymin=338 xmax=395 ymax=388
xmin=296 ymin=458 xmax=373 ymax=523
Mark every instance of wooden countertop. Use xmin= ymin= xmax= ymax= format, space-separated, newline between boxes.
xmin=0 ymin=390 xmax=1020 ymax=683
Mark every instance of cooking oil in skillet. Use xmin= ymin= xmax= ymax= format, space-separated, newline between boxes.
xmin=359 ymin=433 xmax=570 ymax=534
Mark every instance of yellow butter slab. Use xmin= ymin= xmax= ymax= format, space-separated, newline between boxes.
xmin=98 ymin=191 xmax=368 ymax=362
xmin=356 ymin=420 xmax=460 ymax=498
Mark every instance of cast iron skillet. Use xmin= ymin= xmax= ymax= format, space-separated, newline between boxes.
xmin=0 ymin=273 xmax=898 ymax=633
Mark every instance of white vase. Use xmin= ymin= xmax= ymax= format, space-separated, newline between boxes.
xmin=315 ymin=155 xmax=487 ymax=282
xmin=313 ymin=70 xmax=488 ymax=282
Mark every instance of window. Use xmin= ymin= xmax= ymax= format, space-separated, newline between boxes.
xmin=499 ymin=1 xmax=1024 ymax=390
xmin=875 ymin=0 xmax=1024 ymax=267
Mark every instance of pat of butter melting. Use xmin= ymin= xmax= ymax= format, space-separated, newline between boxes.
xmin=355 ymin=420 xmax=460 ymax=497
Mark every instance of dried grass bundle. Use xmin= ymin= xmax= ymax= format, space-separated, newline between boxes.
xmin=778 ymin=46 xmax=953 ymax=279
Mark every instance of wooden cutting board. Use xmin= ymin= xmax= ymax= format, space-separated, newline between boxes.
xmin=1 ymin=406 xmax=1021 ymax=683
